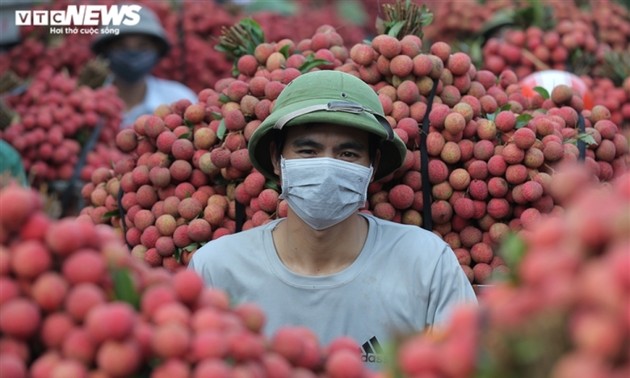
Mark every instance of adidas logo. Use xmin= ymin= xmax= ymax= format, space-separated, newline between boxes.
xmin=361 ymin=336 xmax=386 ymax=364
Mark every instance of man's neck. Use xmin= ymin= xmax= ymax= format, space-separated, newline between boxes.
xmin=272 ymin=213 xmax=369 ymax=276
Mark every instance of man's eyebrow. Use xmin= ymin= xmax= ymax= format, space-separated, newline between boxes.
xmin=290 ymin=137 xmax=324 ymax=149
xmin=290 ymin=138 xmax=367 ymax=151
xmin=336 ymin=140 xmax=367 ymax=151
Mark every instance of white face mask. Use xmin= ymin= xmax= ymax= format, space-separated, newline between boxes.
xmin=279 ymin=156 xmax=373 ymax=230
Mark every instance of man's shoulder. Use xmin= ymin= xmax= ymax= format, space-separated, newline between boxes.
xmin=146 ymin=75 xmax=197 ymax=102
xmin=363 ymin=213 xmax=451 ymax=261
xmin=365 ymin=213 xmax=446 ymax=242
xmin=191 ymin=220 xmax=279 ymax=262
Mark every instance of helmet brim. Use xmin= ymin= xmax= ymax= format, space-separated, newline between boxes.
xmin=248 ymin=97 xmax=407 ymax=182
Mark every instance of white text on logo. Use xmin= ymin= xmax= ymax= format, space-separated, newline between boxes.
xmin=15 ymin=5 xmax=142 ymax=26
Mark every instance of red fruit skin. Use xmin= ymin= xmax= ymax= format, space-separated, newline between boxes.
xmin=10 ymin=240 xmax=52 ymax=280
xmin=172 ymin=269 xmax=203 ymax=305
xmin=326 ymin=348 xmax=365 ymax=378
xmin=96 ymin=339 xmax=142 ymax=377
xmin=0 ymin=185 xmax=41 ymax=232
xmin=388 ymin=184 xmax=415 ymax=210
xmin=85 ymin=302 xmax=137 ymax=343
xmin=151 ymin=322 xmax=191 ymax=359
xmin=191 ymin=329 xmax=229 ymax=362
xmin=262 ymin=352 xmax=293 ymax=378
xmin=30 ymin=272 xmax=68 ymax=312
xmin=0 ymin=298 xmax=41 ymax=339
xmin=0 ymin=354 xmax=27 ymax=378
xmin=234 ymin=302 xmax=266 ymax=333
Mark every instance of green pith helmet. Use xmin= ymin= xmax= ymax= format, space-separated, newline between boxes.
xmin=91 ymin=5 xmax=170 ymax=57
xmin=248 ymin=70 xmax=407 ymax=181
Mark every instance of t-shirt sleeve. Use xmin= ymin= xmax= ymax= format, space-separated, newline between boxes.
xmin=427 ymin=244 xmax=478 ymax=327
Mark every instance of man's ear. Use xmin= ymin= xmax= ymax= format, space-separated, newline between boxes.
xmin=270 ymin=141 xmax=281 ymax=177
xmin=370 ymin=149 xmax=381 ymax=182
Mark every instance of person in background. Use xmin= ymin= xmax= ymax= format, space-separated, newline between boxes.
xmin=188 ymin=70 xmax=478 ymax=371
xmin=0 ymin=140 xmax=28 ymax=187
xmin=90 ymin=5 xmax=197 ymax=129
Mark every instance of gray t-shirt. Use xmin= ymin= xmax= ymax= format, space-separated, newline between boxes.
xmin=188 ymin=213 xmax=477 ymax=370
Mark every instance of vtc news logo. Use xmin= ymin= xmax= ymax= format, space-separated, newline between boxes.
xmin=15 ymin=4 xmax=142 ymax=27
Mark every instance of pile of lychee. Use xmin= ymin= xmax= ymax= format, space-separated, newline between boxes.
xmin=80 ymin=24 xmax=629 ymax=285
xmin=1 ymin=66 xmax=125 ymax=186
xmin=378 ymin=163 xmax=630 ymax=378
xmin=78 ymin=25 xmax=350 ymax=271
xmin=0 ymin=26 xmax=93 ymax=82
xmin=479 ymin=3 xmax=630 ymax=128
xmin=0 ymin=183 xmax=373 ymax=378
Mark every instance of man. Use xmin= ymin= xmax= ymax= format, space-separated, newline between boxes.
xmin=189 ymin=70 xmax=477 ymax=370
xmin=90 ymin=5 xmax=197 ymax=129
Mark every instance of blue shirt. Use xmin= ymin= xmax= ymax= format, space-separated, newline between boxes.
xmin=189 ymin=213 xmax=478 ymax=371
xmin=120 ymin=75 xmax=198 ymax=129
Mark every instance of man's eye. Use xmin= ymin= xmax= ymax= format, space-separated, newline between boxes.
xmin=297 ymin=149 xmax=316 ymax=155
xmin=340 ymin=151 xmax=358 ymax=158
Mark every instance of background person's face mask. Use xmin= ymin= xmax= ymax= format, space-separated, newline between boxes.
xmin=107 ymin=50 xmax=159 ymax=84
xmin=279 ymin=156 xmax=373 ymax=230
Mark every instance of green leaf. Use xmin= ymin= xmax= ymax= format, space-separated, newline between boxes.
xmin=515 ymin=114 xmax=533 ymax=129
xmin=231 ymin=64 xmax=240 ymax=78
xmin=178 ymin=132 xmax=191 ymax=140
xmin=499 ymin=103 xmax=512 ymax=112
xmin=102 ymin=209 xmax=119 ymax=220
xmin=512 ymin=0 xmax=555 ymax=30
xmin=298 ymin=55 xmax=333 ymax=73
xmin=498 ymin=232 xmax=527 ymax=278
xmin=533 ymin=86 xmax=550 ymax=99
xmin=217 ymin=119 xmax=227 ymax=140
xmin=111 ymin=268 xmax=140 ymax=309
xmin=182 ymin=242 xmax=200 ymax=252
xmin=218 ymin=93 xmax=231 ymax=104
xmin=387 ymin=21 xmax=405 ymax=37
xmin=264 ymin=179 xmax=280 ymax=192
xmin=577 ymin=132 xmax=597 ymax=146
xmin=176 ymin=243 xmax=200 ymax=263
xmin=278 ymin=44 xmax=291 ymax=58
xmin=376 ymin=1 xmax=432 ymax=38
xmin=419 ymin=6 xmax=434 ymax=26
xmin=240 ymin=18 xmax=265 ymax=44
xmin=215 ymin=17 xmax=267 ymax=61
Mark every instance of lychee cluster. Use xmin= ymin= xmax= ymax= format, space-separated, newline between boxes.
xmin=378 ymin=164 xmax=630 ymax=378
xmin=336 ymin=33 xmax=628 ymax=284
xmin=480 ymin=0 xmax=630 ymax=78
xmin=0 ymin=184 xmax=373 ymax=378
xmin=152 ymin=0 xmax=370 ymax=93
xmin=420 ymin=0 xmax=509 ymax=43
xmin=80 ymin=21 xmax=630 ymax=284
xmin=79 ymin=25 xmax=351 ymax=271
xmin=2 ymin=0 xmax=374 ymax=97
xmin=80 ymin=98 xmax=235 ymax=271
xmin=479 ymin=1 xmax=630 ymax=128
xmin=1 ymin=66 xmax=125 ymax=186
xmin=0 ymin=21 xmax=93 ymax=80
